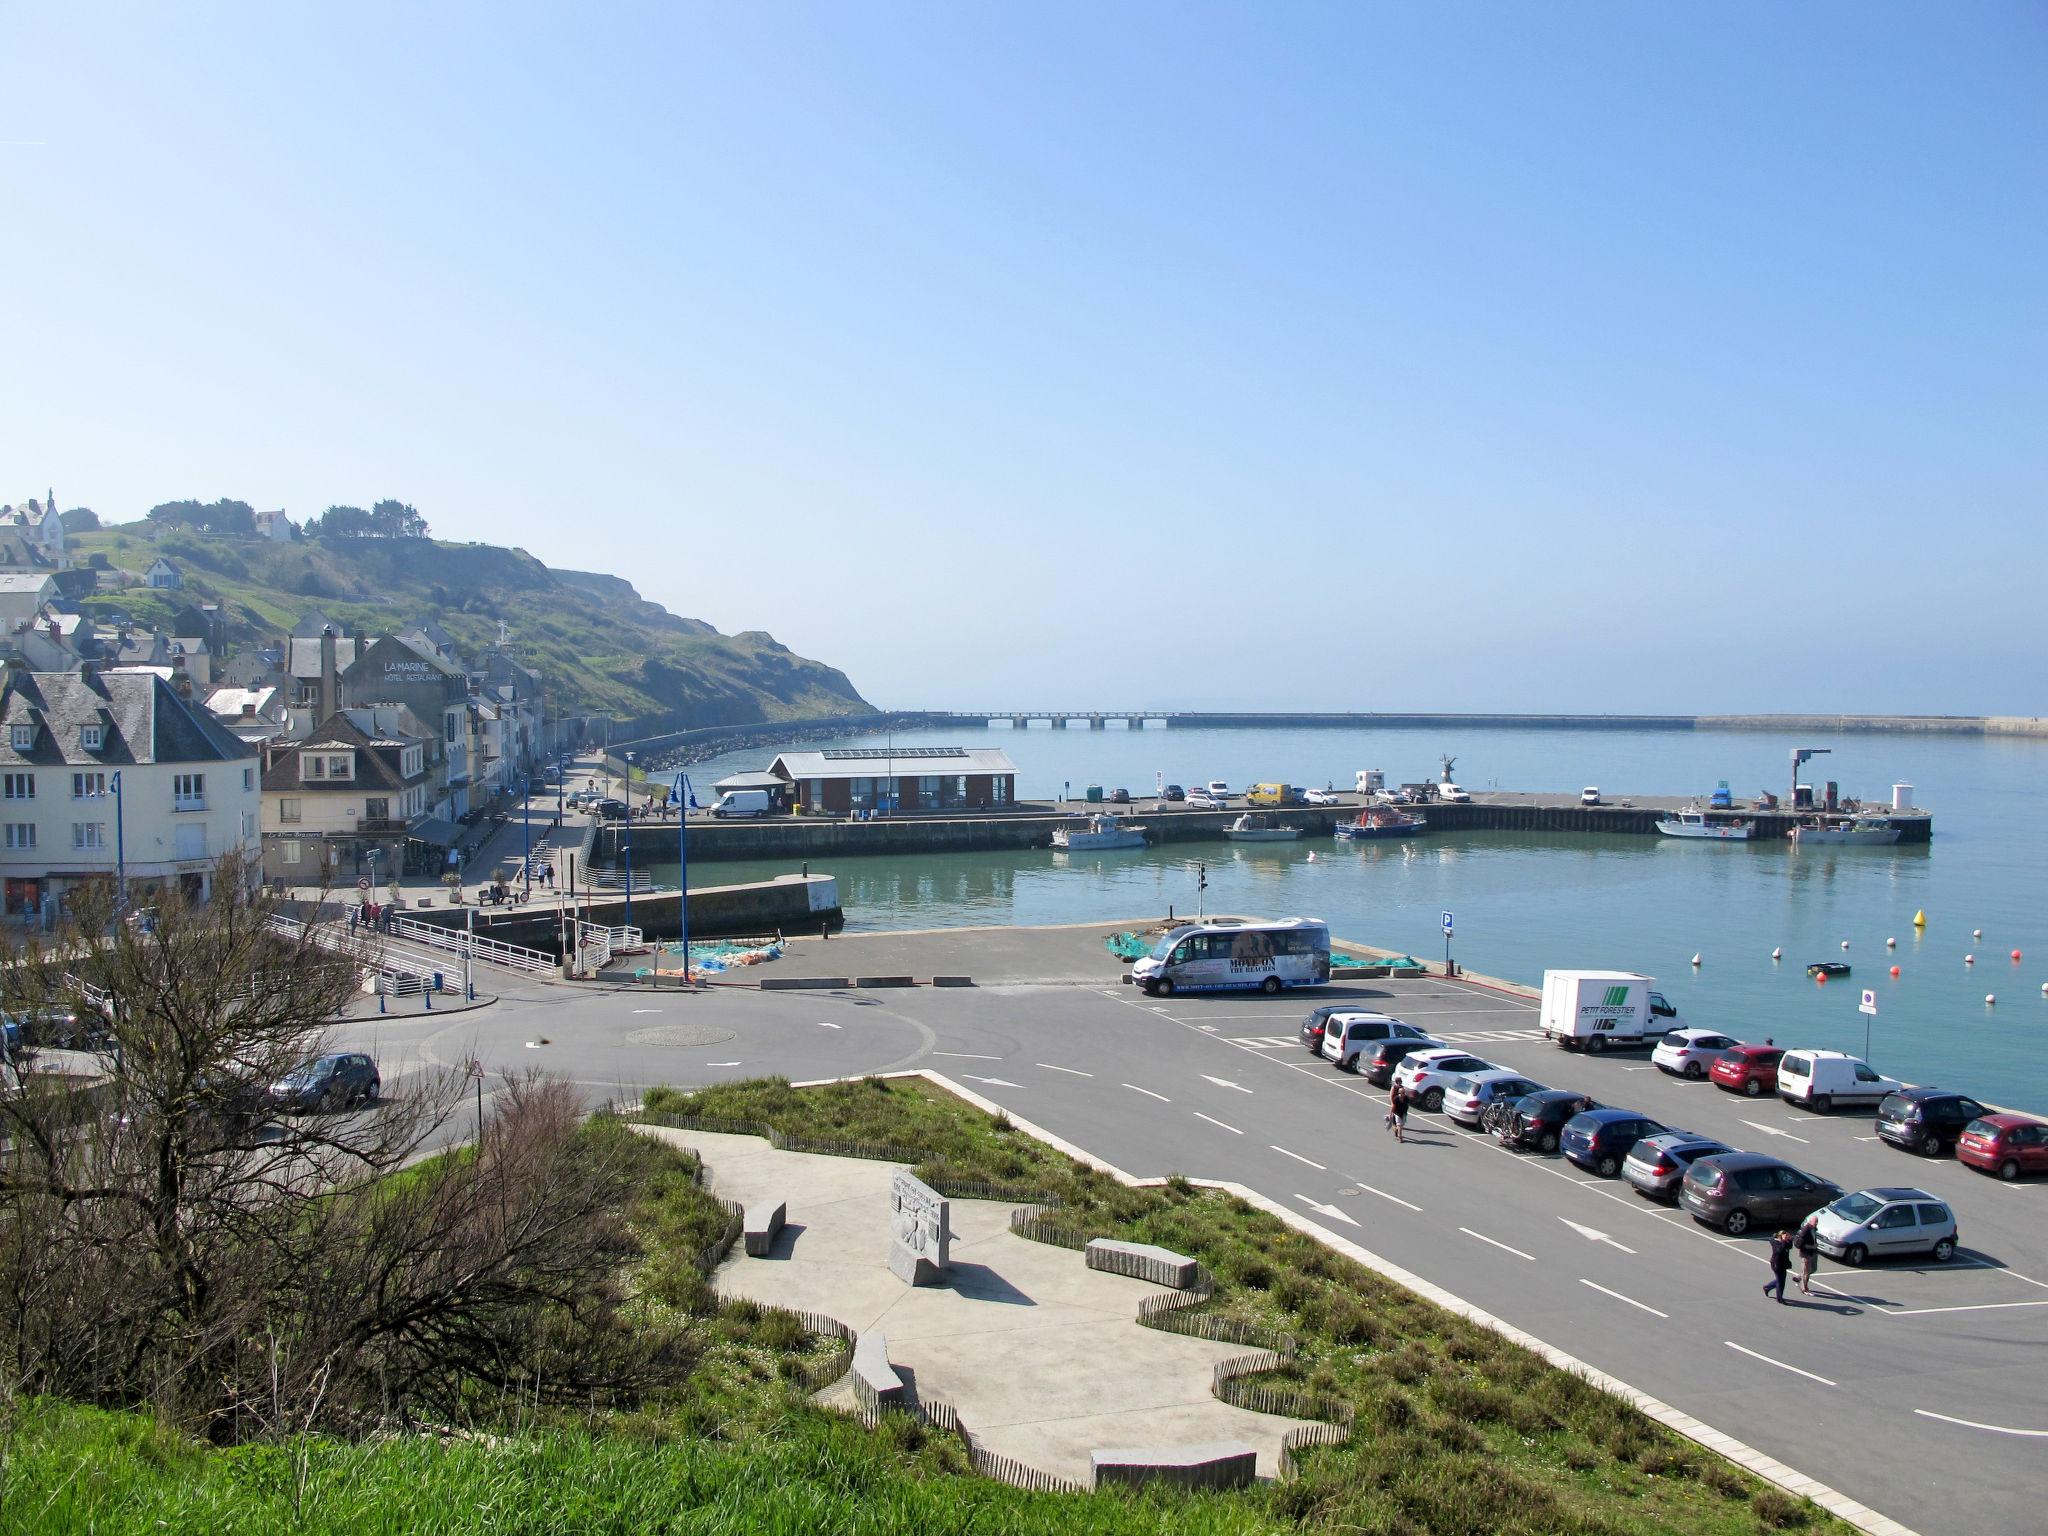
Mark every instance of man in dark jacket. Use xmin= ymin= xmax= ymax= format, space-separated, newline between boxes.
xmin=1763 ymin=1229 xmax=1794 ymax=1303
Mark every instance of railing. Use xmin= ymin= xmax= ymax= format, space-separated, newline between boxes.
xmin=172 ymin=796 xmax=207 ymax=813
xmin=582 ymin=868 xmax=673 ymax=894
xmin=263 ymin=911 xmax=438 ymax=993
xmin=388 ymin=913 xmax=555 ymax=976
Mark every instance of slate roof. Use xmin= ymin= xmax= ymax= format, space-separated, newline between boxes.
xmin=0 ymin=667 xmax=257 ymax=768
xmin=260 ymin=712 xmax=420 ymax=793
xmin=285 ymin=635 xmax=362 ymax=678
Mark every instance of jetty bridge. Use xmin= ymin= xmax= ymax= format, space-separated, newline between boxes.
xmin=921 ymin=711 xmax=1698 ymax=731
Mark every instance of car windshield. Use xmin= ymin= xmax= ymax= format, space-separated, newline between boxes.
xmin=1149 ymin=936 xmax=1179 ymax=961
xmin=1830 ymin=1192 xmax=1884 ymax=1223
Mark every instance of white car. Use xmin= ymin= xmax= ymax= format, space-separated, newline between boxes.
xmin=1580 ymin=786 xmax=1601 ymax=806
xmin=1186 ymin=792 xmax=1224 ymax=810
xmin=1436 ymin=782 xmax=1471 ymax=804
xmin=1777 ymin=1050 xmax=1903 ymax=1113
xmin=1440 ymin=1069 xmax=1549 ymax=1127
xmin=1319 ymin=1012 xmax=1433 ymax=1071
xmin=1651 ymin=1028 xmax=1741 ymax=1080
xmin=1203 ymin=781 xmax=1232 ymax=800
xmin=1391 ymin=1048 xmax=1498 ymax=1112
xmin=1301 ymin=788 xmax=1341 ymax=806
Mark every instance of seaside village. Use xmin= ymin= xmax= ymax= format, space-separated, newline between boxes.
xmin=0 ymin=494 xmax=555 ymax=925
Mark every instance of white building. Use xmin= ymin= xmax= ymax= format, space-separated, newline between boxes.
xmin=0 ymin=663 xmax=261 ymax=922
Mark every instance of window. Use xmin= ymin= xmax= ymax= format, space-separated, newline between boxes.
xmin=174 ymin=772 xmax=206 ymax=809
xmin=4 ymin=824 xmax=34 ymax=849
xmin=72 ymin=772 xmax=106 ymax=800
xmin=3 ymin=773 xmax=32 ymax=800
xmin=1872 ymin=1205 xmax=1916 ymax=1229
xmin=8 ymin=724 xmax=32 ymax=750
xmin=240 ymin=811 xmax=254 ymax=839
xmin=242 ymin=768 xmax=255 ymax=792
xmin=364 ymin=797 xmax=390 ymax=822
xmin=279 ymin=797 xmax=302 ymax=824
xmin=280 ymin=840 xmax=302 ymax=864
xmin=80 ymin=724 xmax=104 ymax=751
xmin=305 ymin=754 xmax=325 ymax=780
xmin=72 ymin=822 xmax=106 ymax=851
xmin=174 ymin=824 xmax=205 ymax=860
xmin=328 ymin=754 xmax=351 ymax=779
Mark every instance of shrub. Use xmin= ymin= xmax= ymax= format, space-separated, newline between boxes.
xmin=1752 ymin=1487 xmax=1813 ymax=1528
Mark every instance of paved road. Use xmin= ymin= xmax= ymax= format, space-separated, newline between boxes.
xmin=328 ymin=935 xmax=2046 ymax=1535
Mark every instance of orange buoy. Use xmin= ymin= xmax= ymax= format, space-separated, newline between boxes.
xmin=1815 ymin=971 xmax=1828 ymax=985
xmin=1890 ymin=965 xmax=1900 ymax=978
xmin=2012 ymin=949 xmax=2023 ymax=962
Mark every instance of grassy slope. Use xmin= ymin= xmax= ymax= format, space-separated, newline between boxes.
xmin=65 ymin=526 xmax=873 ymax=725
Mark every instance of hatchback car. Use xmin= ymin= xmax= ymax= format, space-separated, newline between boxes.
xmin=1298 ymin=1004 xmax=1354 ymax=1054
xmin=1623 ymin=1131 xmax=1736 ymax=1202
xmin=1652 ymin=1028 xmax=1741 ymax=1080
xmin=1358 ymin=1035 xmax=1449 ymax=1088
xmin=268 ymin=1052 xmax=381 ymax=1114
xmin=1320 ymin=1012 xmax=1432 ymax=1071
xmin=1302 ymin=788 xmax=1342 ymax=806
xmin=1441 ymin=1070 xmax=1548 ymax=1127
xmin=1680 ymin=1152 xmax=1843 ymax=1236
xmin=1391 ymin=1049 xmax=1498 ymax=1112
xmin=1956 ymin=1114 xmax=2048 ymax=1181
xmin=1711 ymin=1043 xmax=1785 ymax=1098
xmin=1875 ymin=1088 xmax=1990 ymax=1157
xmin=1501 ymin=1090 xmax=1602 ymax=1153
xmin=1186 ymin=792 xmax=1224 ymax=810
xmin=1809 ymin=1187 xmax=1958 ymax=1266
xmin=1561 ymin=1108 xmax=1668 ymax=1177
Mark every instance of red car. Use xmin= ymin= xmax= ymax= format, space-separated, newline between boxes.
xmin=1957 ymin=1114 xmax=2048 ymax=1181
xmin=1710 ymin=1043 xmax=1785 ymax=1098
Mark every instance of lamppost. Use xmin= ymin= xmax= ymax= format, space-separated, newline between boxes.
xmin=676 ymin=772 xmax=693 ymax=984
xmin=521 ymin=771 xmax=532 ymax=901
xmin=621 ymin=834 xmax=633 ymax=934
xmin=109 ymin=770 xmax=126 ymax=911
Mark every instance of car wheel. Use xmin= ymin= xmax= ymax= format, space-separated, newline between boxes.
xmin=1595 ymin=1154 xmax=1619 ymax=1177
xmin=1422 ymin=1087 xmax=1444 ymax=1112
xmin=1722 ymin=1209 xmax=1750 ymax=1236
xmin=1743 ymin=1078 xmax=1763 ymax=1097
xmin=1156 ymin=978 xmax=1175 ymax=998
xmin=1261 ymin=975 xmax=1283 ymax=995
xmin=1932 ymin=1237 xmax=1957 ymax=1263
xmin=1684 ymin=1061 xmax=1705 ymax=1079
xmin=2000 ymin=1159 xmax=2021 ymax=1181
xmin=1843 ymin=1243 xmax=1867 ymax=1267
xmin=1539 ymin=1131 xmax=1559 ymax=1155
xmin=1918 ymin=1132 xmax=1941 ymax=1156
xmin=1811 ymin=1095 xmax=1832 ymax=1114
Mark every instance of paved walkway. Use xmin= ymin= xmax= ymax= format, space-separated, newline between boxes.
xmin=637 ymin=1125 xmax=1309 ymax=1483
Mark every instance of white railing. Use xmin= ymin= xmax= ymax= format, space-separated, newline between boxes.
xmin=389 ymin=913 xmax=555 ymax=977
xmin=264 ymin=911 xmax=438 ymax=992
xmin=583 ymin=869 xmax=674 ymax=893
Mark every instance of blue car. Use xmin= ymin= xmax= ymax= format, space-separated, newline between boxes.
xmin=1561 ymin=1108 xmax=1670 ymax=1178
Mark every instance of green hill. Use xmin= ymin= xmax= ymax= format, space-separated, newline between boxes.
xmin=67 ymin=526 xmax=873 ymax=728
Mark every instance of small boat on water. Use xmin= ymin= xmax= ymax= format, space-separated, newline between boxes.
xmin=1224 ymin=813 xmax=1302 ymax=843
xmin=1335 ymin=806 xmax=1428 ymax=841
xmin=1051 ymin=814 xmax=1147 ymax=851
xmin=1790 ymin=815 xmax=1903 ymax=846
xmin=1807 ymin=961 xmax=1852 ymax=979
xmin=1655 ymin=807 xmax=1755 ymax=841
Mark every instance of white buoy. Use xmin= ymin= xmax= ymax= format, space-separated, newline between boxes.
xmin=1965 ymin=954 xmax=1975 ymax=965
xmin=1306 ymin=851 xmax=1316 ymax=861
xmin=1985 ymin=994 xmax=1996 ymax=1006
xmin=1974 ymin=929 xmax=1983 ymax=940
xmin=1841 ymin=940 xmax=1850 ymax=950
xmin=1691 ymin=953 xmax=1702 ymax=967
xmin=1771 ymin=947 xmax=1782 ymax=960
xmin=1886 ymin=937 xmax=1896 ymax=948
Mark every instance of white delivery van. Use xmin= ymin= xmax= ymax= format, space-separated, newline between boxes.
xmin=710 ymin=788 xmax=772 ymax=819
xmin=1776 ymin=1051 xmax=1902 ymax=1113
xmin=1541 ymin=970 xmax=1681 ymax=1052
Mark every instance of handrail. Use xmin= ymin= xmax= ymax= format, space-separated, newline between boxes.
xmin=389 ymin=913 xmax=554 ymax=976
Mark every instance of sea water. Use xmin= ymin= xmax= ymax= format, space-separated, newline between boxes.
xmin=649 ymin=724 xmax=2048 ymax=1112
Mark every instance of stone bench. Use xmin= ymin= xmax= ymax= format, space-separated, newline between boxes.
xmin=1090 ymin=1441 xmax=1257 ymax=1492
xmin=1085 ymin=1238 xmax=1200 ymax=1290
xmin=742 ymin=1200 xmax=786 ymax=1258
xmin=852 ymin=1330 xmax=906 ymax=1410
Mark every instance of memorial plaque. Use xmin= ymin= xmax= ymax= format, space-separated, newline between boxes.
xmin=888 ymin=1170 xmax=951 ymax=1285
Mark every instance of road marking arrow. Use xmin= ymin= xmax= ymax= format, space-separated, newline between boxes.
xmin=963 ymin=1075 xmax=1023 ymax=1088
xmin=1740 ymin=1119 xmax=1810 ymax=1144
xmin=1295 ymin=1194 xmax=1360 ymax=1227
xmin=1201 ymin=1074 xmax=1253 ymax=1094
xmin=1560 ymin=1217 xmax=1637 ymax=1254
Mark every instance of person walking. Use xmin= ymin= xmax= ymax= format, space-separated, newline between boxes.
xmin=1764 ymin=1228 xmax=1794 ymax=1303
xmin=1388 ymin=1084 xmax=1410 ymax=1144
xmin=1795 ymin=1218 xmax=1820 ymax=1295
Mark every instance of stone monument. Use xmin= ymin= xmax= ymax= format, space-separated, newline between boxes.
xmin=888 ymin=1170 xmax=951 ymax=1285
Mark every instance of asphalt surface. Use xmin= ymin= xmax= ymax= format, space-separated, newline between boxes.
xmin=328 ymin=927 xmax=2047 ymax=1535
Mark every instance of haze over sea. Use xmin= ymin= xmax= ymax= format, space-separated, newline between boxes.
xmin=658 ymin=722 xmax=2048 ymax=1115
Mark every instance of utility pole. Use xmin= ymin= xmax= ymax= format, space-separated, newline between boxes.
xmin=109 ymin=771 xmax=126 ymax=911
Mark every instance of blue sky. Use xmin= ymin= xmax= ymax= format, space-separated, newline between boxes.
xmin=2 ymin=3 xmax=2042 ymax=713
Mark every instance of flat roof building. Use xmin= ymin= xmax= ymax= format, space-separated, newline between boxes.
xmin=766 ymin=746 xmax=1016 ymax=816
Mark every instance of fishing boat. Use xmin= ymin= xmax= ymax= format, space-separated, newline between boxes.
xmin=1051 ymin=814 xmax=1147 ymax=851
xmin=1655 ymin=807 xmax=1755 ymax=841
xmin=1790 ymin=816 xmax=1903 ymax=846
xmin=1224 ymin=813 xmax=1302 ymax=843
xmin=1335 ymin=806 xmax=1428 ymax=841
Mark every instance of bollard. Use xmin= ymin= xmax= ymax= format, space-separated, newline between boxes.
xmin=424 ymin=987 xmax=433 ymax=1010
xmin=379 ymin=989 xmax=387 ymax=1015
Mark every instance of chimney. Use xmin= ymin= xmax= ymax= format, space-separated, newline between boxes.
xmin=172 ymin=653 xmax=193 ymax=701
xmin=242 ymin=700 xmax=256 ymax=717
xmin=319 ymin=626 xmax=338 ymax=721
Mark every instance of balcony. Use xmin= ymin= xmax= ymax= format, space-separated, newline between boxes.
xmin=173 ymin=796 xmax=207 ymax=813
xmin=355 ymin=818 xmax=415 ymax=835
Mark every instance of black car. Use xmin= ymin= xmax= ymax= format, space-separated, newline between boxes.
xmin=592 ymin=798 xmax=629 ymax=820
xmin=268 ymin=1052 xmax=381 ymax=1114
xmin=1502 ymin=1090 xmax=1602 ymax=1154
xmin=17 ymin=1008 xmax=111 ymax=1052
xmin=1162 ymin=784 xmax=1186 ymax=802
xmin=1360 ymin=1036 xmax=1447 ymax=1088
xmin=1561 ymin=1108 xmax=1670 ymax=1178
xmin=1876 ymin=1088 xmax=1990 ymax=1157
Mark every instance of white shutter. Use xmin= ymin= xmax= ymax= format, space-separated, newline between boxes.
xmin=174 ymin=824 xmax=206 ymax=860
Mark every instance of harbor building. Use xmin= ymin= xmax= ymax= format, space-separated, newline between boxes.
xmin=766 ymin=746 xmax=1017 ymax=816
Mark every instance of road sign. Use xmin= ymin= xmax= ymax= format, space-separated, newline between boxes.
xmin=1442 ymin=910 xmax=1455 ymax=934
xmin=1859 ymin=989 xmax=1878 ymax=1016
xmin=357 ymin=876 xmax=371 ymax=892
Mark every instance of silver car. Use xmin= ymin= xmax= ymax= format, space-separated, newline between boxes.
xmin=1622 ymin=1131 xmax=1735 ymax=1202
xmin=1808 ymin=1186 xmax=1958 ymax=1266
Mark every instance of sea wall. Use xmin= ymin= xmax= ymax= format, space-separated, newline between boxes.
xmin=406 ymin=873 xmax=840 ymax=949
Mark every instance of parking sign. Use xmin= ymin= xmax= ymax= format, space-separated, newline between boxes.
xmin=1859 ymin=989 xmax=1877 ymax=1016
xmin=1441 ymin=910 xmax=1455 ymax=934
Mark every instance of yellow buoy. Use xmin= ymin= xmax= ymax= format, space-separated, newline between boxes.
xmin=1913 ymin=910 xmax=1926 ymax=927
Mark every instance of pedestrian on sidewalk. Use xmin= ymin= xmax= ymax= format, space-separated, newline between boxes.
xmin=1795 ymin=1218 xmax=1820 ymax=1295
xmin=1763 ymin=1228 xmax=1794 ymax=1303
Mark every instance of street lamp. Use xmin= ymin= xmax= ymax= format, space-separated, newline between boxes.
xmin=676 ymin=772 xmax=694 ymax=984
xmin=521 ymin=772 xmax=532 ymax=901
xmin=109 ymin=770 xmax=126 ymax=911
xmin=620 ymin=834 xmax=633 ymax=934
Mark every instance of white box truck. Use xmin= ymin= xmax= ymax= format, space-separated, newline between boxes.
xmin=1540 ymin=970 xmax=1682 ymax=1052
xmin=710 ymin=788 xmax=773 ymax=819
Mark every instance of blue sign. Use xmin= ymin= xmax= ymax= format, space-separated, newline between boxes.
xmin=1441 ymin=910 xmax=1455 ymax=934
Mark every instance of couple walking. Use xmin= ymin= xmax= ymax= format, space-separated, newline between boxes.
xmin=1383 ymin=1084 xmax=1411 ymax=1143
xmin=1764 ymin=1221 xmax=1821 ymax=1302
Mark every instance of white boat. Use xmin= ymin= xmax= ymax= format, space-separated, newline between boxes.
xmin=1790 ymin=816 xmax=1903 ymax=846
xmin=1051 ymin=815 xmax=1147 ymax=851
xmin=1655 ymin=807 xmax=1755 ymax=841
xmin=1224 ymin=813 xmax=1302 ymax=843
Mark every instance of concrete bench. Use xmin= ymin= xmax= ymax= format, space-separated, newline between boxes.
xmin=852 ymin=1330 xmax=906 ymax=1410
xmin=1090 ymin=1441 xmax=1256 ymax=1492
xmin=760 ymin=977 xmax=850 ymax=991
xmin=855 ymin=975 xmax=916 ymax=988
xmin=742 ymin=1200 xmax=786 ymax=1258
xmin=1085 ymin=1238 xmax=1200 ymax=1290
xmin=930 ymin=975 xmax=974 ymax=988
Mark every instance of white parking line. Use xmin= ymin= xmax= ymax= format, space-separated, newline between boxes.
xmin=1193 ymin=1111 xmax=1243 ymax=1135
xmin=1270 ymin=1144 xmax=1327 ymax=1170
xmin=1036 ymin=1063 xmax=1093 ymax=1077
xmin=1579 ymin=1279 xmax=1668 ymax=1318
xmin=1739 ymin=1119 xmax=1810 ymax=1144
xmin=934 ymin=1051 xmax=1002 ymax=1060
xmin=1883 ymin=1299 xmax=2048 ymax=1317
xmin=1460 ymin=1227 xmax=1536 ymax=1261
xmin=1352 ymin=1182 xmax=1422 ymax=1212
xmin=706 ymin=1061 xmax=740 ymax=1067
xmin=1122 ymin=1083 xmax=1171 ymax=1102
xmin=1913 ymin=1409 xmax=2048 ymax=1438
xmin=1725 ymin=1341 xmax=1836 ymax=1386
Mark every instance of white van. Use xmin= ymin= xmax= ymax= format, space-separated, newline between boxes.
xmin=1132 ymin=917 xmax=1331 ymax=996
xmin=1776 ymin=1051 xmax=1902 ymax=1113
xmin=710 ymin=788 xmax=772 ymax=819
